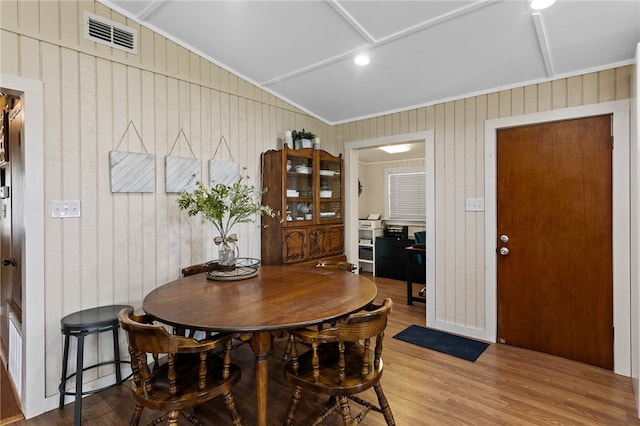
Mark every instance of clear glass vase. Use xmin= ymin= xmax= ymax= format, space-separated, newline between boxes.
xmin=218 ymin=239 xmax=237 ymax=266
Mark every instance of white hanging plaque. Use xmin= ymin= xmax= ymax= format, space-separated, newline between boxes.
xmin=209 ymin=159 xmax=239 ymax=187
xmin=110 ymin=121 xmax=155 ymax=193
xmin=165 ymin=156 xmax=200 ymax=193
xmin=209 ymin=136 xmax=239 ymax=186
xmin=110 ymin=151 xmax=155 ymax=193
xmin=165 ymin=128 xmax=201 ymax=193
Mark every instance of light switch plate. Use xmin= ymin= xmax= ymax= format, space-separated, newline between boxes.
xmin=465 ymin=198 xmax=485 ymax=212
xmin=51 ymin=200 xmax=81 ymax=218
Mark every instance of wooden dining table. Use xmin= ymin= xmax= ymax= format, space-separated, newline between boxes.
xmin=142 ymin=263 xmax=378 ymax=426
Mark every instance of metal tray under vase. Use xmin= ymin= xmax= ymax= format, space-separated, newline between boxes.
xmin=205 ymin=258 xmax=261 ymax=281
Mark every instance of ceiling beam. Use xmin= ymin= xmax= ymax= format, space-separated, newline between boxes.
xmin=263 ymin=0 xmax=500 ymax=87
xmin=327 ymin=0 xmax=376 ymax=44
xmin=136 ymin=0 xmax=167 ymax=21
xmin=531 ymin=12 xmax=555 ymax=78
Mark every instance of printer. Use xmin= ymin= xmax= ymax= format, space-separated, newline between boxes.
xmin=358 ymin=213 xmax=383 ymax=230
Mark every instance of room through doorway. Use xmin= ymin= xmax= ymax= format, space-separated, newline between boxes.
xmin=344 ymin=131 xmax=435 ymax=328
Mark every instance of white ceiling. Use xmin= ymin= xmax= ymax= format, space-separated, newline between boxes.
xmin=103 ymin=0 xmax=639 ymax=126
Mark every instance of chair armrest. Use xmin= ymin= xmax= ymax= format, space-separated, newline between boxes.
xmin=177 ymin=332 xmax=236 ymax=353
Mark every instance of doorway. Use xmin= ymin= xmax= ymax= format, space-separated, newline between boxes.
xmin=344 ymin=131 xmax=435 ymax=327
xmin=1 ymin=94 xmax=24 ymax=345
xmin=496 ymin=115 xmax=613 ymax=369
xmin=485 ymin=100 xmax=631 ymax=376
xmin=0 ymin=74 xmax=46 ymax=418
xmin=0 ymin=91 xmax=25 ymax=421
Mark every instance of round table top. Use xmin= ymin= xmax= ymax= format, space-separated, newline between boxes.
xmin=143 ymin=264 xmax=377 ymax=333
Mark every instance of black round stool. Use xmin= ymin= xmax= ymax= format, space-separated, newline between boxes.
xmin=58 ymin=304 xmax=133 ymax=426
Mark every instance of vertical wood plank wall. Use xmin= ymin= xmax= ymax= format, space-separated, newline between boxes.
xmin=335 ymin=66 xmax=632 ymax=332
xmin=0 ymin=0 xmax=332 ymax=397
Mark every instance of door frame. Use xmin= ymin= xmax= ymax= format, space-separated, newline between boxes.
xmin=0 ymin=73 xmax=45 ymax=417
xmin=485 ymin=100 xmax=631 ymax=376
xmin=344 ymin=131 xmax=435 ymax=327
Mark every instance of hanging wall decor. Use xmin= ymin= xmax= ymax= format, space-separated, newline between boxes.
xmin=165 ymin=128 xmax=200 ymax=193
xmin=110 ymin=121 xmax=155 ymax=193
xmin=209 ymin=135 xmax=239 ymax=186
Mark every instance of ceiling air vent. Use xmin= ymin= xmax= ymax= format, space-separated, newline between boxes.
xmin=84 ymin=12 xmax=137 ymax=55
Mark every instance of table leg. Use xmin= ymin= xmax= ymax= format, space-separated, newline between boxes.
xmin=251 ymin=331 xmax=272 ymax=426
xmin=406 ymin=253 xmax=414 ymax=305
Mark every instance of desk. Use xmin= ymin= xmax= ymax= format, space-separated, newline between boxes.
xmin=405 ymin=245 xmax=426 ymax=305
xmin=143 ymin=264 xmax=377 ymax=426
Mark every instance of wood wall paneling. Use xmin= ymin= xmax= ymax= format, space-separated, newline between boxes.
xmin=1 ymin=31 xmax=19 ymax=76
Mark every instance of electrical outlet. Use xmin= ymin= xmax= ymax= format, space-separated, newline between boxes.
xmin=51 ymin=200 xmax=81 ymax=218
xmin=465 ymin=198 xmax=484 ymax=212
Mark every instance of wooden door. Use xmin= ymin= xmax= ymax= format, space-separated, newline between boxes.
xmin=308 ymin=228 xmax=325 ymax=258
xmin=308 ymin=226 xmax=344 ymax=259
xmin=497 ymin=115 xmax=613 ymax=369
xmin=283 ymin=228 xmax=307 ymax=263
xmin=325 ymin=226 xmax=344 ymax=255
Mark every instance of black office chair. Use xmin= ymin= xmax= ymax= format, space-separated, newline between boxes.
xmin=414 ymin=231 xmax=426 ymax=297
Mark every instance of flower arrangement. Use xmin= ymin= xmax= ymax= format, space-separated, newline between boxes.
xmin=177 ymin=169 xmax=277 ymax=265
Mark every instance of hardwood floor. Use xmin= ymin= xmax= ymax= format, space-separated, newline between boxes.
xmin=11 ymin=274 xmax=640 ymax=425
xmin=1 ymin=357 xmax=23 ymax=425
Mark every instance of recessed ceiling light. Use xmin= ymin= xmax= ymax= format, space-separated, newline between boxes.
xmin=528 ymin=0 xmax=556 ymax=10
xmin=354 ymin=55 xmax=370 ymax=66
xmin=379 ymin=144 xmax=410 ymax=154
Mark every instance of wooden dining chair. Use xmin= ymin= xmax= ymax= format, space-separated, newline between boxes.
xmin=118 ymin=308 xmax=244 ymax=426
xmin=315 ymin=260 xmax=358 ymax=273
xmin=282 ymin=298 xmax=395 ymax=426
xmin=179 ymin=263 xmax=253 ymax=345
xmin=181 ymin=262 xmax=213 ymax=277
xmin=281 ymin=260 xmax=358 ymax=361
xmin=176 ymin=263 xmax=214 ymax=338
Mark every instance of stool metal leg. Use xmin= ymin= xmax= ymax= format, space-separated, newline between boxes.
xmin=58 ymin=305 xmax=133 ymax=425
xmin=112 ymin=326 xmax=122 ymax=384
xmin=74 ymin=334 xmax=84 ymax=426
xmin=59 ymin=334 xmax=71 ymax=409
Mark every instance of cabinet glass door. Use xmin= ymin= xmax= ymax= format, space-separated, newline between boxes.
xmin=318 ymin=155 xmax=342 ymax=222
xmin=285 ymin=153 xmax=314 ymax=224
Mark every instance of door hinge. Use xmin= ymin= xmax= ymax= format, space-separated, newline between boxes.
xmin=9 ymin=106 xmax=21 ymax=121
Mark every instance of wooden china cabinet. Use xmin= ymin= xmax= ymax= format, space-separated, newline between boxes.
xmin=261 ymin=145 xmax=345 ymax=265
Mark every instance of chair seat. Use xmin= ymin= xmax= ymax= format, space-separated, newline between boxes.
xmin=131 ymin=353 xmax=241 ymax=411
xmin=284 ymin=343 xmax=382 ymax=396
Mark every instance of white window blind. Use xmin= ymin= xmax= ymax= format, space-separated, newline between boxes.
xmin=385 ymin=167 xmax=426 ymax=220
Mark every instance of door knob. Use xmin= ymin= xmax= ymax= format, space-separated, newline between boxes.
xmin=1 ymin=258 xmax=16 ymax=267
xmin=500 ymin=234 xmax=509 ymax=243
xmin=498 ymin=247 xmax=509 ymax=256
